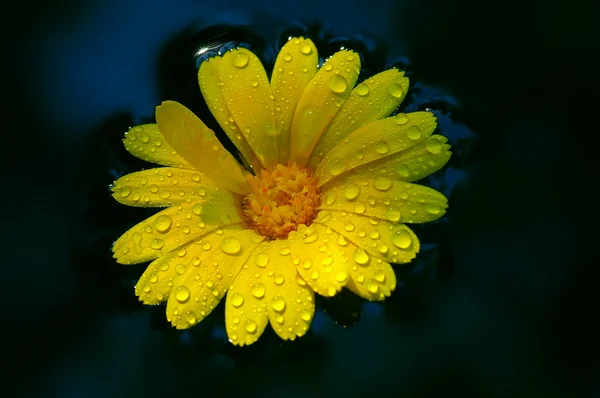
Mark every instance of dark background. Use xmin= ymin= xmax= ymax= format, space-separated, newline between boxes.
xmin=2 ymin=0 xmax=598 ymax=397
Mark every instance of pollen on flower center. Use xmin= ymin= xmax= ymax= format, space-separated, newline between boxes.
xmin=242 ymin=163 xmax=321 ymax=239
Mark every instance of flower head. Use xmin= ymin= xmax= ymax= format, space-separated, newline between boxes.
xmin=111 ymin=36 xmax=451 ymax=345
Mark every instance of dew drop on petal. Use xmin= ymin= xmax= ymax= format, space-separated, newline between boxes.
xmin=300 ymin=310 xmax=312 ymax=322
xmin=335 ymin=270 xmax=348 ymax=282
xmin=375 ymin=140 xmax=390 ymax=154
xmin=271 ymin=296 xmax=286 ymax=312
xmin=192 ymin=203 xmax=203 ymax=215
xmin=426 ymin=138 xmax=442 ymax=154
xmin=274 ymin=273 xmax=285 ymax=285
xmin=233 ymin=52 xmax=249 ymax=68
xmin=185 ymin=310 xmax=197 ymax=325
xmin=388 ymin=83 xmax=404 ymax=98
xmin=245 ymin=320 xmax=258 ymax=333
xmin=329 ymin=75 xmax=348 ymax=94
xmin=397 ymin=164 xmax=410 ymax=178
xmin=255 ymin=252 xmax=269 ymax=268
xmin=328 ymin=157 xmax=347 ymax=176
xmin=407 ymin=125 xmax=422 ymax=140
xmin=302 ymin=228 xmax=319 ymax=243
xmin=385 ymin=208 xmax=402 ymax=222
xmin=353 ymin=249 xmax=370 ymax=265
xmin=220 ymin=236 xmax=241 ymax=255
xmin=120 ymin=187 xmax=131 ymax=198
xmin=353 ymin=202 xmax=366 ymax=214
xmin=150 ymin=239 xmax=165 ymax=250
xmin=366 ymin=281 xmax=379 ymax=293
xmin=374 ymin=270 xmax=386 ymax=282
xmin=231 ymin=293 xmax=244 ymax=307
xmin=392 ymin=229 xmax=412 ymax=249
xmin=153 ymin=215 xmax=172 ymax=233
xmin=374 ymin=177 xmax=393 ymax=191
xmin=426 ymin=203 xmax=442 ymax=214
xmin=355 ymin=82 xmax=370 ymax=96
xmin=283 ymin=53 xmax=292 ymax=62
xmin=325 ymin=191 xmax=337 ymax=205
xmin=395 ymin=113 xmax=409 ymax=125
xmin=175 ymin=286 xmax=190 ymax=303
xmin=251 ymin=283 xmax=266 ymax=298
xmin=300 ymin=43 xmax=312 ymax=55
xmin=344 ymin=183 xmax=361 ymax=201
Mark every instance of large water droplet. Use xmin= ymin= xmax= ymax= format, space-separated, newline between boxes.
xmin=255 ymin=252 xmax=269 ymax=267
xmin=395 ymin=113 xmax=409 ymax=125
xmin=397 ymin=164 xmax=410 ymax=178
xmin=374 ymin=177 xmax=393 ymax=191
xmin=283 ymin=53 xmax=292 ymax=62
xmin=344 ymin=221 xmax=355 ymax=232
xmin=335 ymin=270 xmax=348 ymax=282
xmin=366 ymin=281 xmax=379 ymax=293
xmin=192 ymin=203 xmax=204 ymax=215
xmin=392 ymin=229 xmax=412 ymax=249
xmin=374 ymin=270 xmax=386 ymax=282
xmin=426 ymin=203 xmax=442 ymax=214
xmin=150 ymin=239 xmax=165 ymax=250
xmin=355 ymin=82 xmax=370 ymax=96
xmin=220 ymin=236 xmax=241 ymax=255
xmin=325 ymin=191 xmax=337 ymax=205
xmin=388 ymin=83 xmax=404 ymax=98
xmin=274 ymin=273 xmax=285 ymax=285
xmin=344 ymin=183 xmax=361 ymax=201
xmin=353 ymin=202 xmax=366 ymax=214
xmin=233 ymin=52 xmax=249 ymax=68
xmin=407 ymin=125 xmax=422 ymax=140
xmin=251 ymin=283 xmax=266 ymax=298
xmin=426 ymin=138 xmax=442 ymax=154
xmin=271 ymin=296 xmax=286 ymax=312
xmin=328 ymin=157 xmax=347 ymax=176
xmin=375 ymin=140 xmax=390 ymax=154
xmin=154 ymin=215 xmax=172 ymax=233
xmin=120 ymin=186 xmax=131 ymax=198
xmin=300 ymin=310 xmax=312 ymax=322
xmin=231 ymin=293 xmax=244 ymax=307
xmin=175 ymin=286 xmax=190 ymax=303
xmin=385 ymin=208 xmax=402 ymax=222
xmin=353 ymin=249 xmax=370 ymax=265
xmin=245 ymin=319 xmax=257 ymax=333
xmin=329 ymin=75 xmax=348 ymax=94
xmin=300 ymin=43 xmax=312 ymax=55
xmin=302 ymin=228 xmax=319 ymax=243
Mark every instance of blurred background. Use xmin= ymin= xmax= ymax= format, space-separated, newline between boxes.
xmin=2 ymin=0 xmax=598 ymax=397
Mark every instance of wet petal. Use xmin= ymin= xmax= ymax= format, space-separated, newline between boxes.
xmin=123 ymin=124 xmax=193 ymax=168
xmin=166 ymin=226 xmax=264 ymax=329
xmin=218 ymin=48 xmax=279 ymax=168
xmin=111 ymin=168 xmax=220 ymax=208
xmin=307 ymin=69 xmax=409 ymax=169
xmin=345 ymin=257 xmax=397 ymax=301
xmin=112 ymin=189 xmax=244 ymax=264
xmin=198 ymin=56 xmax=263 ymax=173
xmin=319 ymin=178 xmax=448 ymax=224
xmin=155 ymin=101 xmax=250 ymax=195
xmin=270 ymin=37 xmax=319 ymax=164
xmin=316 ymin=112 xmax=437 ymax=187
xmin=314 ymin=210 xmax=420 ymax=264
xmin=288 ymin=224 xmax=351 ymax=297
xmin=290 ymin=50 xmax=361 ymax=165
xmin=336 ymin=135 xmax=452 ymax=184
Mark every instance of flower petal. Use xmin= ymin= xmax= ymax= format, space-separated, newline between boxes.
xmin=166 ymin=226 xmax=264 ymax=329
xmin=226 ymin=239 xmax=315 ymax=345
xmin=198 ymin=56 xmax=263 ymax=173
xmin=288 ymin=223 xmax=351 ymax=297
xmin=334 ymin=135 xmax=452 ymax=185
xmin=307 ymin=69 xmax=409 ymax=169
xmin=218 ymin=48 xmax=279 ymax=168
xmin=123 ymin=124 xmax=193 ymax=168
xmin=319 ymin=178 xmax=447 ymax=224
xmin=270 ymin=37 xmax=319 ymax=164
xmin=111 ymin=168 xmax=220 ymax=207
xmin=155 ymin=101 xmax=251 ymax=195
xmin=316 ymin=112 xmax=437 ymax=187
xmin=290 ymin=50 xmax=361 ymax=165
xmin=314 ymin=210 xmax=420 ymax=264
xmin=135 ymin=240 xmax=199 ymax=304
xmin=112 ymin=189 xmax=244 ymax=264
xmin=345 ymin=257 xmax=397 ymax=301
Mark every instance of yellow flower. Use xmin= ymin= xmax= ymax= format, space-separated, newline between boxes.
xmin=111 ymin=36 xmax=451 ymax=346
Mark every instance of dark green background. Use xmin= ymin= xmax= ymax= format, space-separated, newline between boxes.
xmin=2 ymin=0 xmax=597 ymax=397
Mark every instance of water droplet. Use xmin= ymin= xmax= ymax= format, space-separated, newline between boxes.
xmin=296 ymin=274 xmax=307 ymax=286
xmin=251 ymin=80 xmax=259 ymax=87
xmin=344 ymin=221 xmax=355 ymax=232
xmin=149 ymin=274 xmax=158 ymax=283
xmin=150 ymin=239 xmax=165 ymax=250
xmin=353 ymin=202 xmax=366 ymax=214
xmin=374 ymin=270 xmax=386 ymax=282
xmin=233 ymin=52 xmax=249 ymax=68
xmin=388 ymin=83 xmax=404 ymax=98
xmin=355 ymin=82 xmax=369 ymax=96
xmin=175 ymin=286 xmax=190 ymax=303
xmin=271 ymin=296 xmax=286 ymax=312
xmin=231 ymin=293 xmax=244 ymax=307
xmin=355 ymin=149 xmax=364 ymax=159
xmin=153 ymin=215 xmax=172 ymax=233
xmin=378 ymin=244 xmax=389 ymax=254
xmin=366 ymin=281 xmax=379 ymax=293
xmin=395 ymin=113 xmax=409 ymax=125
xmin=329 ymin=75 xmax=348 ymax=94
xmin=251 ymin=283 xmax=266 ymax=298
xmin=311 ymin=270 xmax=320 ymax=280
xmin=426 ymin=138 xmax=442 ymax=154
xmin=192 ymin=203 xmax=203 ymax=215
xmin=185 ymin=310 xmax=197 ymax=325
xmin=328 ymin=157 xmax=347 ymax=176
xmin=325 ymin=191 xmax=337 ymax=205
xmin=385 ymin=208 xmax=402 ymax=222
xmin=143 ymin=284 xmax=151 ymax=293
xmin=407 ymin=125 xmax=422 ymax=140
xmin=120 ymin=186 xmax=131 ymax=198
xmin=346 ymin=54 xmax=355 ymax=61
xmin=192 ymin=174 xmax=201 ymax=182
xmin=337 ymin=235 xmax=349 ymax=246
xmin=323 ymin=63 xmax=333 ymax=71
xmin=159 ymin=191 xmax=171 ymax=199
xmin=255 ymin=252 xmax=269 ymax=267
xmin=279 ymin=247 xmax=291 ymax=256
xmin=176 ymin=264 xmax=186 ymax=274
xmin=302 ymin=228 xmax=319 ymax=243
xmin=300 ymin=43 xmax=312 ymax=54
xmin=245 ymin=320 xmax=257 ymax=333
xmin=335 ymin=270 xmax=348 ymax=282
xmin=353 ymin=249 xmax=370 ymax=265
xmin=397 ymin=164 xmax=410 ymax=177
xmin=220 ymin=236 xmax=241 ymax=255
xmin=202 ymin=242 xmax=212 ymax=251
xmin=375 ymin=140 xmax=390 ymax=154
xmin=392 ymin=229 xmax=412 ymax=249
xmin=374 ymin=177 xmax=393 ymax=191
xmin=426 ymin=203 xmax=442 ymax=214
xmin=370 ymin=231 xmax=380 ymax=240
xmin=283 ymin=53 xmax=292 ymax=62
xmin=344 ymin=183 xmax=360 ymax=201
xmin=300 ymin=310 xmax=312 ymax=322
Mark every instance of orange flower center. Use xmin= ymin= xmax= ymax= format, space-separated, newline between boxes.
xmin=242 ymin=163 xmax=321 ymax=239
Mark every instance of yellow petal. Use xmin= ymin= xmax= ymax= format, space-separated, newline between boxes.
xmin=270 ymin=37 xmax=319 ymax=164
xmin=288 ymin=223 xmax=351 ymax=297
xmin=315 ymin=210 xmax=420 ymax=264
xmin=198 ymin=56 xmax=263 ymax=173
xmin=226 ymin=239 xmax=315 ymax=344
xmin=319 ymin=178 xmax=447 ymax=224
xmin=112 ymin=189 xmax=244 ymax=264
xmin=218 ymin=48 xmax=279 ymax=168
xmin=155 ymin=101 xmax=250 ymax=195
xmin=123 ymin=123 xmax=193 ymax=168
xmin=166 ymin=226 xmax=264 ymax=329
xmin=290 ymin=50 xmax=361 ymax=165
xmin=307 ymin=69 xmax=409 ymax=169
xmin=135 ymin=240 xmax=199 ymax=304
xmin=334 ymin=135 xmax=451 ymax=184
xmin=312 ymin=211 xmax=398 ymax=300
xmin=111 ymin=168 xmax=220 ymax=207
xmin=316 ymin=112 xmax=437 ymax=187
